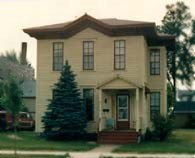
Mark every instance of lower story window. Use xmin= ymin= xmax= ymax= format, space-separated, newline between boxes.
xmin=83 ymin=89 xmax=94 ymax=121
xmin=150 ymin=92 xmax=160 ymax=119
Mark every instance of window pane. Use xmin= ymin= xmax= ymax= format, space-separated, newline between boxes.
xmin=119 ymin=48 xmax=125 ymax=54
xmin=83 ymin=63 xmax=88 ymax=70
xmin=118 ymin=109 xmax=128 ymax=120
xmin=115 ymin=48 xmax=120 ymax=55
xmin=115 ymin=41 xmax=120 ymax=48
xmin=150 ymin=54 xmax=155 ymax=62
xmin=88 ymin=48 xmax=93 ymax=55
xmin=120 ymin=56 xmax=125 ymax=63
xmin=150 ymin=49 xmax=160 ymax=75
xmin=150 ymin=92 xmax=160 ymax=119
xmin=83 ymin=42 xmax=88 ymax=49
xmin=115 ymin=62 xmax=120 ymax=69
xmin=120 ymin=41 xmax=125 ymax=47
xmin=83 ymin=48 xmax=89 ymax=55
xmin=83 ymin=41 xmax=94 ymax=70
xmin=114 ymin=40 xmax=125 ymax=70
xmin=83 ymin=89 xmax=94 ymax=121
xmin=88 ymin=42 xmax=93 ymax=48
xmin=53 ymin=42 xmax=63 ymax=71
xmin=115 ymin=55 xmax=120 ymax=63
xmin=120 ymin=62 xmax=125 ymax=69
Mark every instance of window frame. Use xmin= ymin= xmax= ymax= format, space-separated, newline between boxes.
xmin=83 ymin=88 xmax=94 ymax=121
xmin=83 ymin=41 xmax=94 ymax=70
xmin=53 ymin=42 xmax=64 ymax=71
xmin=150 ymin=92 xmax=160 ymax=119
xmin=150 ymin=49 xmax=160 ymax=75
xmin=114 ymin=40 xmax=126 ymax=70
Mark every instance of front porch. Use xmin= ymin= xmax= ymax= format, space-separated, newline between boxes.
xmin=96 ymin=75 xmax=149 ymax=144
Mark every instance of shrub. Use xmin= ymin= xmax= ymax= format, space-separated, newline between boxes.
xmin=185 ymin=114 xmax=195 ymax=128
xmin=144 ymin=127 xmax=154 ymax=141
xmin=151 ymin=113 xmax=173 ymax=141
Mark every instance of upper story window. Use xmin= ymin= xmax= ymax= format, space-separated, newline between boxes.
xmin=150 ymin=49 xmax=160 ymax=75
xmin=83 ymin=41 xmax=94 ymax=70
xmin=150 ymin=92 xmax=160 ymax=119
xmin=53 ymin=42 xmax=63 ymax=71
xmin=114 ymin=40 xmax=125 ymax=70
xmin=83 ymin=88 xmax=94 ymax=121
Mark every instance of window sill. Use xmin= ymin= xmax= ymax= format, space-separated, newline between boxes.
xmin=112 ymin=69 xmax=127 ymax=72
xmin=150 ymin=74 xmax=162 ymax=77
xmin=81 ymin=70 xmax=96 ymax=72
xmin=51 ymin=70 xmax=61 ymax=73
xmin=150 ymin=74 xmax=160 ymax=76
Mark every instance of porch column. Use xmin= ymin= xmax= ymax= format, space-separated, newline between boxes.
xmin=98 ymin=89 xmax=102 ymax=131
xmin=142 ymin=88 xmax=147 ymax=132
xmin=136 ymin=88 xmax=140 ymax=131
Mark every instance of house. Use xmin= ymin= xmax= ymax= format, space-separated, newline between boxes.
xmin=174 ymin=90 xmax=195 ymax=128
xmin=174 ymin=101 xmax=195 ymax=128
xmin=21 ymin=80 xmax=36 ymax=119
xmin=24 ymin=14 xmax=175 ymax=143
xmin=177 ymin=90 xmax=195 ymax=102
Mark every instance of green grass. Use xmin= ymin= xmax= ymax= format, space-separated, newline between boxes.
xmin=0 ymin=131 xmax=97 ymax=151
xmin=114 ymin=129 xmax=195 ymax=154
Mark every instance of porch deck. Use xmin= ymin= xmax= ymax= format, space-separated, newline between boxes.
xmin=97 ymin=129 xmax=139 ymax=144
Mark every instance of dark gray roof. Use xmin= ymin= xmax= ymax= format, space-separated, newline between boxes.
xmin=21 ymin=80 xmax=36 ymax=98
xmin=177 ymin=90 xmax=195 ymax=102
xmin=174 ymin=102 xmax=195 ymax=113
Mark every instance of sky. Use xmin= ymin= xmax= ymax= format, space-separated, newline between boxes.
xmin=0 ymin=0 xmax=195 ymax=88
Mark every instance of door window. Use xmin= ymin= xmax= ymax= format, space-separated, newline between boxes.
xmin=117 ymin=95 xmax=128 ymax=121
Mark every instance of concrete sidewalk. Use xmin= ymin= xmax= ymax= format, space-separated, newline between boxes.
xmin=0 ymin=150 xmax=195 ymax=158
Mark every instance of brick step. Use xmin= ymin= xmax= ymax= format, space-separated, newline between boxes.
xmin=98 ymin=139 xmax=138 ymax=143
xmin=98 ymin=140 xmax=138 ymax=144
xmin=99 ymin=133 xmax=138 ymax=137
xmin=98 ymin=136 xmax=138 ymax=140
xmin=98 ymin=135 xmax=138 ymax=139
xmin=98 ymin=130 xmax=138 ymax=144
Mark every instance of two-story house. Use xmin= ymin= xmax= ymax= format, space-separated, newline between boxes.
xmin=24 ymin=14 xmax=175 ymax=143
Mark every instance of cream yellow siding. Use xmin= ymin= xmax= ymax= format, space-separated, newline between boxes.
xmin=36 ymin=28 xmax=167 ymax=133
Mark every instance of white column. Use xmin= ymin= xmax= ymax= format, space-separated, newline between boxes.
xmin=142 ymin=88 xmax=147 ymax=132
xmin=98 ymin=89 xmax=102 ymax=131
xmin=136 ymin=88 xmax=140 ymax=132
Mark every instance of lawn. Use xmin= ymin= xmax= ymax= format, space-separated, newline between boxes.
xmin=114 ymin=129 xmax=195 ymax=154
xmin=0 ymin=131 xmax=97 ymax=151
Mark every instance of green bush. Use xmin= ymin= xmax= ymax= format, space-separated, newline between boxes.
xmin=151 ymin=114 xmax=173 ymax=141
xmin=144 ymin=127 xmax=154 ymax=141
xmin=185 ymin=114 xmax=195 ymax=128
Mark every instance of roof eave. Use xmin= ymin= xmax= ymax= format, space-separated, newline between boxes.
xmin=23 ymin=15 xmax=175 ymax=51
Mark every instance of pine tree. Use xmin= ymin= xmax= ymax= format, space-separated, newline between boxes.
xmin=42 ymin=60 xmax=87 ymax=140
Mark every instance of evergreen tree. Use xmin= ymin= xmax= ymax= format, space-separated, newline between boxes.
xmin=42 ymin=60 xmax=87 ymax=140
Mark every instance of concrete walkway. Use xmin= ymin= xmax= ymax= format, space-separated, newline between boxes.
xmin=88 ymin=144 xmax=120 ymax=153
xmin=0 ymin=146 xmax=195 ymax=158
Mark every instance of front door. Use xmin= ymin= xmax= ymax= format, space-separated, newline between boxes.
xmin=116 ymin=94 xmax=129 ymax=130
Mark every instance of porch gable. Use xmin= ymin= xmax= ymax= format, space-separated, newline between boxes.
xmin=96 ymin=75 xmax=142 ymax=89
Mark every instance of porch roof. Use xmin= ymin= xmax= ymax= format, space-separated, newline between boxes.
xmin=96 ymin=75 xmax=143 ymax=89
